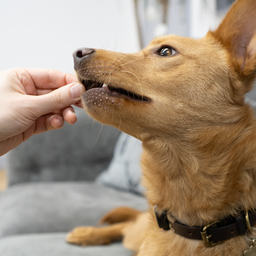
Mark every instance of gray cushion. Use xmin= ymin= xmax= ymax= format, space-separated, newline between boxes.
xmin=246 ymin=83 xmax=256 ymax=101
xmin=0 ymin=233 xmax=133 ymax=256
xmin=0 ymin=182 xmax=147 ymax=238
xmin=6 ymin=109 xmax=120 ymax=186
xmin=97 ymin=132 xmax=145 ymax=195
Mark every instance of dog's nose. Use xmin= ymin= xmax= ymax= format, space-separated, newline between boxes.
xmin=73 ymin=48 xmax=95 ymax=70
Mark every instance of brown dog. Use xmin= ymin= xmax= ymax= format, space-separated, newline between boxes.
xmin=67 ymin=0 xmax=256 ymax=255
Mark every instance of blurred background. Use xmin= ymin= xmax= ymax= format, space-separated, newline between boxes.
xmin=0 ymin=0 xmax=237 ymax=73
xmin=1 ymin=0 xmax=253 ymax=189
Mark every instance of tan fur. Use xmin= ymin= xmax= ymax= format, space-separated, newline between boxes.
xmin=67 ymin=0 xmax=256 ymax=255
xmin=100 ymin=207 xmax=142 ymax=225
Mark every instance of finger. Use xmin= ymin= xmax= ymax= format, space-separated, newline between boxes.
xmin=50 ymin=115 xmax=65 ymax=129
xmin=38 ymin=107 xmax=77 ymax=120
xmin=47 ymin=109 xmax=64 ymax=115
xmin=74 ymin=100 xmax=84 ymax=108
xmin=63 ymin=107 xmax=77 ymax=125
xmin=34 ymin=114 xmax=64 ymax=134
xmin=43 ymin=107 xmax=78 ymax=124
xmin=37 ymin=89 xmax=53 ymax=95
xmin=30 ymin=82 xmax=85 ymax=118
xmin=24 ymin=68 xmax=77 ymax=89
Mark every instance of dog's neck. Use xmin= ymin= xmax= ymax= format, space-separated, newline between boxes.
xmin=141 ymin=108 xmax=256 ymax=226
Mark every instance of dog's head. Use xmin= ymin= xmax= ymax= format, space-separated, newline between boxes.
xmin=73 ymin=0 xmax=256 ymax=141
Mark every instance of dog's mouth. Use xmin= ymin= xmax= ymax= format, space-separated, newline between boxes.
xmin=80 ymin=79 xmax=150 ymax=102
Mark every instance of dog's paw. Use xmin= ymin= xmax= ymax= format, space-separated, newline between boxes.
xmin=66 ymin=226 xmax=111 ymax=246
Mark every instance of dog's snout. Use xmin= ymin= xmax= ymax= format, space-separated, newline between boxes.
xmin=73 ymin=48 xmax=95 ymax=70
xmin=74 ymin=48 xmax=94 ymax=59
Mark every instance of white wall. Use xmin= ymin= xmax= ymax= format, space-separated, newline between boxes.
xmin=186 ymin=0 xmax=218 ymax=38
xmin=0 ymin=0 xmax=140 ymax=73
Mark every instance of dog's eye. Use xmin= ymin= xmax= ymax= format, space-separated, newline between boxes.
xmin=158 ymin=47 xmax=176 ymax=57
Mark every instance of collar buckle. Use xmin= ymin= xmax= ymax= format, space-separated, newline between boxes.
xmin=200 ymin=220 xmax=219 ymax=247
xmin=154 ymin=205 xmax=170 ymax=231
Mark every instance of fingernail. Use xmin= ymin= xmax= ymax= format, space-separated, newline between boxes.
xmin=55 ymin=117 xmax=63 ymax=127
xmin=70 ymin=83 xmax=85 ymax=98
xmin=52 ymin=115 xmax=63 ymax=128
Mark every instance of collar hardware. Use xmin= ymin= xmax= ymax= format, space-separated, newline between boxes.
xmin=154 ymin=205 xmax=170 ymax=231
xmin=201 ymin=220 xmax=220 ymax=247
xmin=246 ymin=210 xmax=252 ymax=233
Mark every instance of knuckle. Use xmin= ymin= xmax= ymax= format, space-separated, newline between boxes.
xmin=52 ymin=91 xmax=64 ymax=106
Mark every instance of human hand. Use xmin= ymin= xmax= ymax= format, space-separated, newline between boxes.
xmin=0 ymin=68 xmax=85 ymax=156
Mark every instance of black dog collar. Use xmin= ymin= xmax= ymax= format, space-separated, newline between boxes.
xmin=155 ymin=206 xmax=256 ymax=247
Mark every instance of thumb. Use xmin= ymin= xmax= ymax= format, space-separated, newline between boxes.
xmin=31 ymin=83 xmax=85 ymax=117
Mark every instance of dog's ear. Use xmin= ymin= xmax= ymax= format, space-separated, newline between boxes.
xmin=210 ymin=0 xmax=256 ymax=91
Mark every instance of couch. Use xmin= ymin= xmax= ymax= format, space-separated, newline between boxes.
xmin=0 ymin=108 xmax=147 ymax=256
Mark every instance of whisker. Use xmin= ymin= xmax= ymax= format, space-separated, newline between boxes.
xmin=91 ymin=123 xmax=103 ymax=149
xmin=119 ymin=56 xmax=149 ymax=67
xmin=120 ymin=70 xmax=144 ymax=100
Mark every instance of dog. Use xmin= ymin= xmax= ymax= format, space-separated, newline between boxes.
xmin=67 ymin=0 xmax=256 ymax=255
